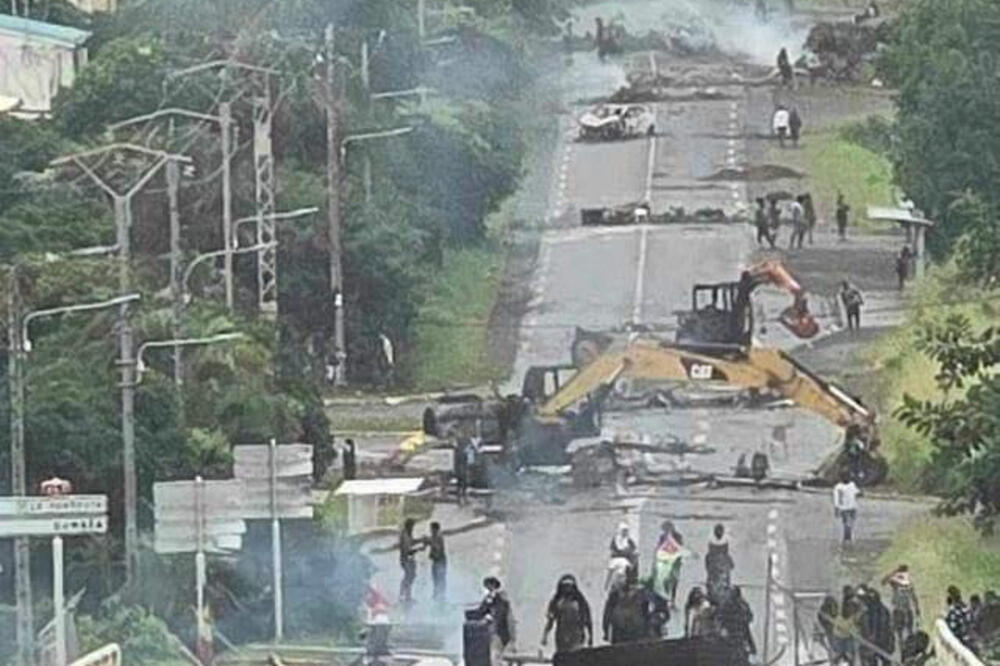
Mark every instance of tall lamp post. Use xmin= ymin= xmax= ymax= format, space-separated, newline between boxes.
xmin=7 ymin=290 xmax=140 ymax=665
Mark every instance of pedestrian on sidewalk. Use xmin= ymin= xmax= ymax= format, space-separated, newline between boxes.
xmin=542 ymin=574 xmax=594 ymax=654
xmin=705 ymin=523 xmax=735 ymax=606
xmin=478 ymin=576 xmax=516 ymax=663
xmin=882 ymin=564 xmax=921 ymax=645
xmin=428 ymin=521 xmax=447 ymax=603
xmin=833 ymin=473 xmax=861 ymax=542
xmin=755 ymin=198 xmax=775 ymax=248
xmin=398 ymin=518 xmax=424 ymax=605
xmin=896 ymin=246 xmax=912 ymax=291
xmin=840 ymin=281 xmax=864 ymax=332
xmin=836 ymin=192 xmax=851 ymax=240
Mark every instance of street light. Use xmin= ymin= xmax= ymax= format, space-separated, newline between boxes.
xmin=231 ymin=208 xmax=319 ymax=249
xmin=22 ymin=293 xmax=142 ymax=353
xmin=181 ymin=241 xmax=277 ymax=302
xmin=135 ymin=333 xmax=244 ymax=383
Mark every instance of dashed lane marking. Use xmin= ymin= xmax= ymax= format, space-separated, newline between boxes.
xmin=632 ymin=225 xmax=649 ymax=324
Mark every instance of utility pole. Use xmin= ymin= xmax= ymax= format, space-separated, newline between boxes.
xmin=166 ymin=121 xmax=183 ymax=387
xmin=254 ymin=86 xmax=277 ymax=318
xmin=6 ymin=268 xmax=32 ymax=666
xmin=220 ymin=102 xmax=234 ymax=311
xmin=325 ymin=23 xmax=347 ymax=387
xmin=360 ymin=39 xmax=373 ymax=206
xmin=52 ymin=144 xmax=191 ymax=586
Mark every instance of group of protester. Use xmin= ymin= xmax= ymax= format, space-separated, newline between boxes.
xmin=944 ymin=583 xmax=1000 ymax=658
xmin=398 ymin=518 xmax=448 ymax=606
xmin=753 ymin=193 xmax=817 ymax=250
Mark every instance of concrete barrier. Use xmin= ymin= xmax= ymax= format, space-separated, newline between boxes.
xmin=68 ymin=643 xmax=120 ymax=666
xmin=934 ymin=618 xmax=985 ymax=666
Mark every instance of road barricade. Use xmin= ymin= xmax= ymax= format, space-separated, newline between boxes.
xmin=934 ymin=618 xmax=985 ymax=666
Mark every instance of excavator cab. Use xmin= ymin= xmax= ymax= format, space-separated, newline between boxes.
xmin=675 ymin=281 xmax=754 ymax=346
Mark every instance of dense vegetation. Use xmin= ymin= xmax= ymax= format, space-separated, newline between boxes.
xmin=0 ymin=0 xmax=570 ymax=659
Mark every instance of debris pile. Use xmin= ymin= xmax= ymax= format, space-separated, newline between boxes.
xmin=802 ymin=19 xmax=891 ymax=81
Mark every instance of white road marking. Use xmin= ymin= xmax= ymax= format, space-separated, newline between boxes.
xmin=645 ymin=132 xmax=657 ymax=203
xmin=696 ymin=420 xmax=710 ymax=432
xmin=767 ymin=524 xmax=778 ymax=535
xmin=692 ymin=433 xmax=708 ymax=445
xmin=632 ymin=225 xmax=649 ymax=324
xmin=768 ymin=509 xmax=778 ymax=520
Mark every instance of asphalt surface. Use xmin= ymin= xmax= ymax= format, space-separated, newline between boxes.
xmin=365 ymin=7 xmax=930 ymax=666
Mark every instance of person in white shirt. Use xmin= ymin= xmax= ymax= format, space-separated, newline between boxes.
xmin=832 ymin=474 xmax=861 ymax=542
xmin=772 ymin=106 xmax=790 ymax=147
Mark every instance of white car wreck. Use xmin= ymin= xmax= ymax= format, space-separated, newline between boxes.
xmin=578 ymin=103 xmax=656 ymax=141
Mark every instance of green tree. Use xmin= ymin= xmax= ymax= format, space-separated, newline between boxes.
xmin=895 ymin=314 xmax=1000 ymax=533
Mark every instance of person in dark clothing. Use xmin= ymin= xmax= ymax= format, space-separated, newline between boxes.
xmin=789 ymin=107 xmax=803 ymax=146
xmin=840 ymin=281 xmax=864 ymax=332
xmin=718 ymin=586 xmax=756 ymax=656
xmin=896 ymin=246 xmax=912 ymax=291
xmin=946 ymin=586 xmax=975 ymax=651
xmin=705 ymin=523 xmax=735 ymax=606
xmin=595 ymin=18 xmax=606 ymax=60
xmin=478 ymin=576 xmax=515 ymax=662
xmin=901 ymin=630 xmax=932 ymax=666
xmin=543 ymin=574 xmax=593 ymax=653
xmin=428 ymin=522 xmax=447 ymax=603
xmin=768 ymin=198 xmax=781 ymax=244
xmin=754 ymin=198 xmax=774 ymax=248
xmin=685 ymin=586 xmax=716 ymax=637
xmin=802 ymin=193 xmax=817 ymax=244
xmin=398 ymin=518 xmax=424 ymax=605
xmin=859 ymin=588 xmax=895 ymax=666
xmin=815 ymin=595 xmax=839 ymax=663
xmin=777 ymin=47 xmax=793 ymax=87
xmin=342 ymin=438 xmax=357 ymax=481
xmin=602 ymin=567 xmax=652 ymax=644
xmin=453 ymin=439 xmax=469 ymax=506
xmin=836 ymin=192 xmax=851 ymax=240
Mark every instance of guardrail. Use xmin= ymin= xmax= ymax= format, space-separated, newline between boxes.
xmin=934 ymin=618 xmax=985 ymax=666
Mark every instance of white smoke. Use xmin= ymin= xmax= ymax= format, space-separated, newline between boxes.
xmin=573 ymin=0 xmax=811 ymax=66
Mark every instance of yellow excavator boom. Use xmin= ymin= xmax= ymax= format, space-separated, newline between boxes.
xmin=538 ymin=338 xmax=872 ymax=432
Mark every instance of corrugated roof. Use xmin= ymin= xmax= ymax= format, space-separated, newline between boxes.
xmin=334 ymin=477 xmax=425 ymax=496
xmin=0 ymin=14 xmax=90 ymax=48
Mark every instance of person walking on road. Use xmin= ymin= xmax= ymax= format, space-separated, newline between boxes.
xmin=755 ymin=198 xmax=775 ymax=248
xmin=789 ymin=196 xmax=806 ymax=249
xmin=653 ymin=521 xmax=688 ymax=609
xmin=833 ymin=474 xmax=861 ymax=542
xmin=768 ymin=198 xmax=782 ymax=244
xmin=705 ymin=523 xmax=735 ymax=606
xmin=428 ymin=521 xmax=447 ymax=603
xmin=802 ymin=192 xmax=817 ymax=244
xmin=610 ymin=521 xmax=639 ymax=571
xmin=789 ymin=107 xmax=803 ymax=146
xmin=777 ymin=47 xmax=793 ymax=87
xmin=773 ymin=105 xmax=791 ymax=147
xmin=342 ymin=438 xmax=357 ymax=481
xmin=836 ymin=191 xmax=851 ymax=240
xmin=479 ymin=576 xmax=516 ymax=663
xmin=602 ymin=567 xmax=653 ymax=645
xmin=882 ymin=564 xmax=921 ymax=645
xmin=718 ymin=586 xmax=756 ymax=656
xmin=398 ymin=518 xmax=424 ymax=605
xmin=840 ymin=281 xmax=864 ymax=332
xmin=542 ymin=574 xmax=594 ymax=654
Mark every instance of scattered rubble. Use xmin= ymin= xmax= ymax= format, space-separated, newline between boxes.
xmin=801 ymin=19 xmax=892 ymax=82
xmin=703 ymin=165 xmax=805 ymax=182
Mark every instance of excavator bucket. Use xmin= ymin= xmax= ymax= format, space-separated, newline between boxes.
xmin=779 ymin=304 xmax=820 ymax=338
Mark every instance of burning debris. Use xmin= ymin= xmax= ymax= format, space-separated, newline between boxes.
xmin=581 ymin=203 xmax=739 ymax=227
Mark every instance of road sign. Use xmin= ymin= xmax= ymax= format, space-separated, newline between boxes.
xmin=153 ymin=479 xmax=245 ymax=521
xmin=239 ymin=477 xmax=314 ymax=520
xmin=0 ymin=496 xmax=106 ymax=517
xmin=233 ymin=444 xmax=313 ymax=478
xmin=0 ymin=516 xmax=107 ymax=538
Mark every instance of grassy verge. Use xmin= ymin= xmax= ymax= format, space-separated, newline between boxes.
xmin=864 ymin=265 xmax=1000 ymax=489
xmin=877 ymin=517 xmax=1000 ymax=634
xmin=407 ymin=245 xmax=506 ymax=390
xmin=803 ymin=129 xmax=896 ymax=233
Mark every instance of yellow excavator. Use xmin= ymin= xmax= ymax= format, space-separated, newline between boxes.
xmin=423 ymin=262 xmax=886 ymax=486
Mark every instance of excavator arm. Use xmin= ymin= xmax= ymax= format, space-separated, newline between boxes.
xmin=540 ymin=338 xmax=870 ymax=428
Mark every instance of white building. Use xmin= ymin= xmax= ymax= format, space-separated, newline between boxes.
xmin=0 ymin=14 xmax=90 ymax=116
